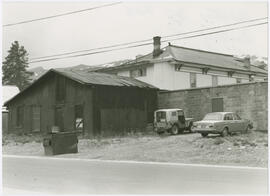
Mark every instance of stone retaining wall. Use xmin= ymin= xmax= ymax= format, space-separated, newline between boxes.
xmin=158 ymin=82 xmax=268 ymax=131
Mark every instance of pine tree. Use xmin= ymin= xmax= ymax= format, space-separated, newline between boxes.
xmin=2 ymin=41 xmax=33 ymax=91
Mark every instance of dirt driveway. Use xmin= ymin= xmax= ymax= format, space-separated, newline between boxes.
xmin=2 ymin=131 xmax=268 ymax=167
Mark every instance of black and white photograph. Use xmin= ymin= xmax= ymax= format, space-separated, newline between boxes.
xmin=1 ymin=1 xmax=268 ymax=195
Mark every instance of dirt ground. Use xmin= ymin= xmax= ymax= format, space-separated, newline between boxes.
xmin=2 ymin=131 xmax=268 ymax=167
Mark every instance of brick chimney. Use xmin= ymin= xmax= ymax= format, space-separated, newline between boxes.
xmin=243 ymin=56 xmax=251 ymax=69
xmin=153 ymin=36 xmax=162 ymax=57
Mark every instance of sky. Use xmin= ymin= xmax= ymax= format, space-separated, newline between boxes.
xmin=2 ymin=1 xmax=268 ymax=69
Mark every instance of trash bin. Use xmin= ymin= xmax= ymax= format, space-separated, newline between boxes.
xmin=43 ymin=131 xmax=78 ymax=155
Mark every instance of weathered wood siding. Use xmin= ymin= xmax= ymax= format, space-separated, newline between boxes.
xmin=93 ymin=86 xmax=157 ymax=136
xmin=7 ymin=73 xmax=94 ymax=135
xmin=7 ymin=72 xmax=157 ymax=137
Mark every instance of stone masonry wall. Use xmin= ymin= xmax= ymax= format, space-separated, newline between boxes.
xmin=158 ymin=82 xmax=268 ymax=131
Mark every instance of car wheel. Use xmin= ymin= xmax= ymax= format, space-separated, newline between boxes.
xmin=201 ymin=133 xmax=208 ymax=137
xmin=244 ymin=125 xmax=251 ymax=134
xmin=221 ymin=127 xmax=229 ymax=137
xmin=171 ymin=125 xmax=179 ymax=135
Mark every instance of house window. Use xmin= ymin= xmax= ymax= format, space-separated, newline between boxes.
xmin=236 ymin=78 xmax=242 ymax=83
xmin=130 ymin=68 xmax=146 ymax=78
xmin=190 ymin=73 xmax=196 ymax=88
xmin=16 ymin=106 xmax=24 ymax=127
xmin=75 ymin=105 xmax=83 ymax=131
xmin=212 ymin=75 xmax=218 ymax=86
xmin=56 ymin=76 xmax=66 ymax=102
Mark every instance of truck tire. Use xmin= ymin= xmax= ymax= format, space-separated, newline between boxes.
xmin=187 ymin=122 xmax=193 ymax=133
xmin=171 ymin=125 xmax=179 ymax=135
xmin=201 ymin=133 xmax=208 ymax=137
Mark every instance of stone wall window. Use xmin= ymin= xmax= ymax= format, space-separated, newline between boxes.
xmin=212 ymin=75 xmax=218 ymax=87
xmin=130 ymin=68 xmax=146 ymax=78
xmin=190 ymin=73 xmax=197 ymax=88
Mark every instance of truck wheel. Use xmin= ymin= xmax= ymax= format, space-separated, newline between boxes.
xmin=171 ymin=125 xmax=179 ymax=135
xmin=221 ymin=127 xmax=229 ymax=137
xmin=157 ymin=131 xmax=165 ymax=136
xmin=244 ymin=125 xmax=251 ymax=134
xmin=188 ymin=123 xmax=193 ymax=133
xmin=201 ymin=133 xmax=208 ymax=137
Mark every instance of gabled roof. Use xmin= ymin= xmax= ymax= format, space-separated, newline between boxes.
xmin=4 ymin=69 xmax=158 ymax=106
xmin=53 ymin=68 xmax=157 ymax=88
xmin=98 ymin=44 xmax=267 ymax=75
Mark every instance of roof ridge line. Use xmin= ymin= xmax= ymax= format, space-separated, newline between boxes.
xmin=169 ymin=44 xmax=233 ymax=57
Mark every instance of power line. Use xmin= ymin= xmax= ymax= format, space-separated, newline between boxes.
xmin=163 ymin=22 xmax=268 ymax=43
xmin=30 ymin=17 xmax=267 ymax=61
xmin=29 ymin=42 xmax=152 ymax=64
xmin=28 ymin=21 xmax=267 ymax=64
xmin=162 ymin=17 xmax=268 ymax=39
xmin=3 ymin=2 xmax=122 ymax=27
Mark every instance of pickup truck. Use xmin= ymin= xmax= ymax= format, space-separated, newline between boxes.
xmin=154 ymin=108 xmax=194 ymax=135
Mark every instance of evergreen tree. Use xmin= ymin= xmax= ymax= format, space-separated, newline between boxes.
xmin=2 ymin=41 xmax=33 ymax=91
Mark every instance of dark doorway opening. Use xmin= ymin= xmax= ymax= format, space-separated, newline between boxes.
xmin=212 ymin=98 xmax=224 ymax=112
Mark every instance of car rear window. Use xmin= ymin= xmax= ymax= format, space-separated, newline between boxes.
xmin=203 ymin=113 xmax=223 ymax=120
xmin=156 ymin=111 xmax=166 ymax=122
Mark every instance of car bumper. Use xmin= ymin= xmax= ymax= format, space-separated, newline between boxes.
xmin=192 ymin=128 xmax=220 ymax=134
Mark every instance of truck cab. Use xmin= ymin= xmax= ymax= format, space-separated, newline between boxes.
xmin=154 ymin=108 xmax=193 ymax=135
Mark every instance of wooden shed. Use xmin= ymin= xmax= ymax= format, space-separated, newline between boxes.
xmin=4 ymin=69 xmax=158 ymax=136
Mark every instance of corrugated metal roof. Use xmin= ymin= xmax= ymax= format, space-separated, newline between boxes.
xmin=53 ymin=69 xmax=157 ymax=88
xmin=4 ymin=69 xmax=158 ymax=106
xmin=99 ymin=45 xmax=267 ymax=75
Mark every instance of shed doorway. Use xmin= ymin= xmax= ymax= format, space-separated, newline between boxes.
xmin=31 ymin=106 xmax=41 ymax=132
xmin=55 ymin=107 xmax=64 ymax=131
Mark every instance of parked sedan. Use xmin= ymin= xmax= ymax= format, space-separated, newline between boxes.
xmin=192 ymin=112 xmax=253 ymax=137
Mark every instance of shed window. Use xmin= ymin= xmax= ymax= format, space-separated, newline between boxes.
xmin=16 ymin=106 xmax=24 ymax=127
xmin=130 ymin=68 xmax=146 ymax=78
xmin=56 ymin=76 xmax=66 ymax=102
xmin=190 ymin=73 xmax=196 ymax=88
xmin=75 ymin=105 xmax=83 ymax=131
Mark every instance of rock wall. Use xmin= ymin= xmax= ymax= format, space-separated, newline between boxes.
xmin=158 ymin=82 xmax=268 ymax=131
